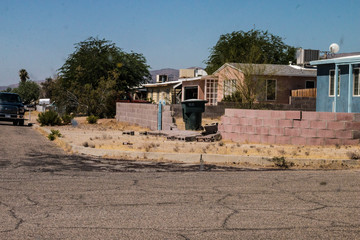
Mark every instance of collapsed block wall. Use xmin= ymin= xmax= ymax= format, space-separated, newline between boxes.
xmin=219 ymin=109 xmax=360 ymax=145
xmin=116 ymin=102 xmax=173 ymax=131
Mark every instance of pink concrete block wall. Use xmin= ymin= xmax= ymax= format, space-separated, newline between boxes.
xmin=116 ymin=103 xmax=174 ymax=131
xmin=219 ymin=109 xmax=360 ymax=146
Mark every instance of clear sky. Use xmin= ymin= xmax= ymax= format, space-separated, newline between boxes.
xmin=0 ymin=0 xmax=359 ymax=86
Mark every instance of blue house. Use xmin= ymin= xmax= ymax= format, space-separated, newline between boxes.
xmin=311 ymin=55 xmax=360 ymax=112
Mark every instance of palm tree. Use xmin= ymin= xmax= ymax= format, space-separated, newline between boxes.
xmin=19 ymin=69 xmax=29 ymax=83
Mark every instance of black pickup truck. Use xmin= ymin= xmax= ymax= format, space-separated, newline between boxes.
xmin=0 ymin=92 xmax=25 ymax=126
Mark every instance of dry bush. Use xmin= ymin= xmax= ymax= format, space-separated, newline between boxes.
xmin=346 ymin=151 xmax=360 ymax=160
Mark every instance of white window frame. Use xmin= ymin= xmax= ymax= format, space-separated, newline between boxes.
xmin=353 ymin=68 xmax=360 ymax=97
xmin=182 ymin=85 xmax=199 ymax=101
xmin=329 ymin=69 xmax=340 ymax=97
xmin=223 ymin=79 xmax=237 ymax=97
xmin=205 ymin=79 xmax=218 ymax=105
xmin=266 ymin=79 xmax=277 ymax=101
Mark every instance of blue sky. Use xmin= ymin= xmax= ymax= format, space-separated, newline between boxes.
xmin=0 ymin=0 xmax=359 ymax=86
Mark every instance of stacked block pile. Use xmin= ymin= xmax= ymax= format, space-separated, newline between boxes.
xmin=116 ymin=103 xmax=173 ymax=131
xmin=219 ymin=109 xmax=360 ymax=145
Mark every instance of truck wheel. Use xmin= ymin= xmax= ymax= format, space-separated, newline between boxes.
xmin=13 ymin=120 xmax=18 ymax=126
xmin=19 ymin=120 xmax=24 ymax=126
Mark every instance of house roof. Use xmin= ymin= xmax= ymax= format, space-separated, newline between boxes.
xmin=213 ymin=63 xmax=317 ymax=77
xmin=143 ymin=80 xmax=182 ymax=88
xmin=310 ymin=55 xmax=360 ymax=66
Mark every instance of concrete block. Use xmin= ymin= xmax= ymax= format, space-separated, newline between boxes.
xmin=341 ymin=139 xmax=360 ymax=145
xmin=302 ymin=111 xmax=319 ymax=120
xmin=222 ymin=116 xmax=231 ymax=124
xmin=293 ymin=120 xmax=310 ymax=128
xmin=301 ymin=128 xmax=317 ymax=138
xmin=269 ymin=127 xmax=284 ymax=136
xmin=278 ymin=119 xmax=293 ymax=128
xmin=263 ymin=119 xmax=279 ymax=127
xmin=218 ymin=124 xmax=225 ymax=132
xmin=225 ymin=108 xmax=236 ymax=117
xmin=243 ymin=109 xmax=258 ymax=118
xmin=335 ymin=130 xmax=353 ymax=139
xmin=336 ymin=113 xmax=354 ymax=121
xmin=248 ymin=134 xmax=261 ymax=143
xmin=271 ymin=111 xmax=286 ymax=119
xmin=253 ymin=119 xmax=263 ymax=126
xmin=233 ymin=125 xmax=246 ymax=133
xmin=229 ymin=132 xmax=239 ymax=141
xmin=317 ymin=129 xmax=336 ymax=138
xmin=353 ymin=113 xmax=360 ymax=122
xmin=224 ymin=125 xmax=233 ymax=132
xmin=324 ymin=138 xmax=341 ymax=146
xmin=310 ymin=120 xmax=327 ymax=129
xmin=306 ymin=137 xmax=325 ymax=146
xmin=237 ymin=134 xmax=249 ymax=143
xmin=285 ymin=111 xmax=301 ymax=120
xmin=345 ymin=122 xmax=360 ymax=130
xmin=256 ymin=126 xmax=269 ymax=135
xmin=234 ymin=110 xmax=246 ymax=118
xmin=275 ymin=136 xmax=291 ymax=145
xmin=230 ymin=117 xmax=241 ymax=125
xmin=261 ymin=135 xmax=276 ymax=144
xmin=327 ymin=121 xmax=346 ymax=130
xmin=257 ymin=110 xmax=272 ymax=119
xmin=291 ymin=137 xmax=307 ymax=145
xmin=244 ymin=125 xmax=255 ymax=134
xmin=284 ymin=128 xmax=301 ymax=137
xmin=318 ymin=112 xmax=336 ymax=121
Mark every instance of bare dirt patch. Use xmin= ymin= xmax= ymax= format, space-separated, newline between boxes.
xmin=36 ymin=116 xmax=360 ymax=169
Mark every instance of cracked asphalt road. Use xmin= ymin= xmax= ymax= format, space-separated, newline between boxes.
xmin=0 ymin=122 xmax=360 ymax=239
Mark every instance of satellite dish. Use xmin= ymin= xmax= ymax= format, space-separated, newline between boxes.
xmin=329 ymin=43 xmax=340 ymax=53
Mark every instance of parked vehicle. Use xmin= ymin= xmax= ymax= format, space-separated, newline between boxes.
xmin=0 ymin=92 xmax=25 ymax=126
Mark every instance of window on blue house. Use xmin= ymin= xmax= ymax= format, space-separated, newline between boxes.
xmin=354 ymin=69 xmax=360 ymax=96
xmin=329 ymin=69 xmax=340 ymax=96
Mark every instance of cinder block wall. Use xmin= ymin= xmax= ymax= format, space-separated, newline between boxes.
xmin=219 ymin=109 xmax=360 ymax=145
xmin=116 ymin=103 xmax=173 ymax=131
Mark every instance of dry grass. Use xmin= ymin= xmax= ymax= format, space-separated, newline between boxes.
xmin=34 ymin=116 xmax=360 ymax=164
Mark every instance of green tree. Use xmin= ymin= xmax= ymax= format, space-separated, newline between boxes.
xmin=1 ymin=87 xmax=12 ymax=93
xmin=205 ymin=29 xmax=296 ymax=74
xmin=40 ymin=77 xmax=55 ymax=98
xmin=57 ymin=37 xmax=151 ymax=117
xmin=19 ymin=69 xmax=30 ymax=83
xmin=12 ymin=81 xmax=40 ymax=104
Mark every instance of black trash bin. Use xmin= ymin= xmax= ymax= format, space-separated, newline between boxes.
xmin=181 ymin=99 xmax=208 ymax=130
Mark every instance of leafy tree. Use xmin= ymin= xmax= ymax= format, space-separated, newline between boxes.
xmin=12 ymin=81 xmax=40 ymax=104
xmin=40 ymin=77 xmax=55 ymax=98
xmin=205 ymin=29 xmax=296 ymax=74
xmin=19 ymin=69 xmax=30 ymax=83
xmin=1 ymin=87 xmax=12 ymax=93
xmin=57 ymin=37 xmax=151 ymax=117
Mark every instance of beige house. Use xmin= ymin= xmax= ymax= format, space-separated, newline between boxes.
xmin=143 ymin=80 xmax=182 ymax=104
xmin=181 ymin=63 xmax=317 ymax=106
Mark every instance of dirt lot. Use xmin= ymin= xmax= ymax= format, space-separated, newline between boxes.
xmin=29 ymin=110 xmax=360 ymax=169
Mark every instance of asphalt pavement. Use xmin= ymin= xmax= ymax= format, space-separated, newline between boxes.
xmin=0 ymin=122 xmax=359 ymax=239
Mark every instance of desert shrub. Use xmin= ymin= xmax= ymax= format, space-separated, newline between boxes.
xmin=346 ymin=151 xmax=360 ymax=160
xmin=87 ymin=115 xmax=99 ymax=124
xmin=61 ymin=114 xmax=74 ymax=125
xmin=48 ymin=129 xmax=62 ymax=141
xmin=271 ymin=156 xmax=294 ymax=169
xmin=37 ymin=110 xmax=62 ymax=126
